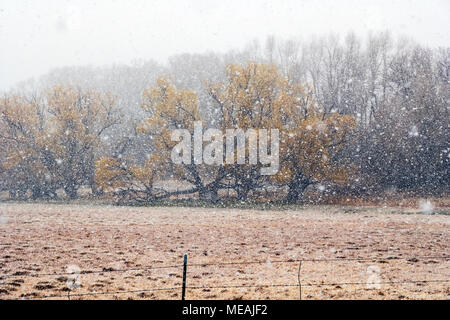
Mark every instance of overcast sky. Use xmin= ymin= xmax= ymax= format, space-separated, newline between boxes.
xmin=0 ymin=0 xmax=449 ymax=91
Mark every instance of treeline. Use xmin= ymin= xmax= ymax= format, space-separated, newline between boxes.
xmin=0 ymin=33 xmax=448 ymax=202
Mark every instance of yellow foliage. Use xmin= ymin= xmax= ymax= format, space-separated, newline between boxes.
xmin=95 ymin=154 xmax=165 ymax=194
xmin=94 ymin=157 xmax=127 ymax=190
xmin=207 ymin=62 xmax=356 ymax=187
xmin=0 ymin=86 xmax=118 ymax=198
xmin=138 ymin=77 xmax=207 ymax=184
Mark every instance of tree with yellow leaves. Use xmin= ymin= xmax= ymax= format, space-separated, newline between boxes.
xmin=44 ymin=86 xmax=118 ymax=198
xmin=95 ymin=154 xmax=163 ymax=202
xmin=207 ymin=62 xmax=356 ymax=201
xmin=206 ymin=63 xmax=284 ymax=200
xmin=275 ymin=100 xmax=356 ymax=201
xmin=0 ymin=93 xmax=51 ymax=199
xmin=138 ymin=77 xmax=226 ymax=200
xmin=0 ymin=86 xmax=118 ymax=199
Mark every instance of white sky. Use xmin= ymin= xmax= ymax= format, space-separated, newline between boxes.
xmin=0 ymin=0 xmax=449 ymax=91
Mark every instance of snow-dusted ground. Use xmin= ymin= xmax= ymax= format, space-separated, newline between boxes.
xmin=0 ymin=203 xmax=448 ymax=299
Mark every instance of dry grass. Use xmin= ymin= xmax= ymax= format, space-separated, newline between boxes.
xmin=0 ymin=202 xmax=448 ymax=300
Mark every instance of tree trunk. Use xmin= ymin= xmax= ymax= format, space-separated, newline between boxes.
xmin=286 ymin=177 xmax=310 ymax=203
xmin=31 ymin=187 xmax=42 ymax=200
xmin=236 ymin=184 xmax=251 ymax=201
xmin=9 ymin=190 xmax=17 ymax=200
xmin=64 ymin=184 xmax=78 ymax=199
xmin=198 ymin=187 xmax=219 ymax=202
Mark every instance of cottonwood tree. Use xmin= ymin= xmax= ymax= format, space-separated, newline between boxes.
xmin=206 ymin=63 xmax=284 ymax=200
xmin=96 ymin=77 xmax=227 ymax=201
xmin=95 ymin=154 xmax=162 ymax=202
xmin=141 ymin=77 xmax=226 ymax=200
xmin=0 ymin=94 xmax=53 ymax=199
xmin=207 ymin=62 xmax=356 ymax=201
xmin=0 ymin=86 xmax=119 ymax=199
xmin=44 ymin=86 xmax=118 ymax=198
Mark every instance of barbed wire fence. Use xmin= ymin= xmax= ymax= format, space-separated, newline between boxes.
xmin=0 ymin=254 xmax=449 ymax=300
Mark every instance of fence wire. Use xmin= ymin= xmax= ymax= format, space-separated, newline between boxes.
xmin=25 ymin=279 xmax=450 ymax=300
xmin=2 ymin=254 xmax=447 ymax=279
xmin=1 ymin=254 xmax=448 ymax=300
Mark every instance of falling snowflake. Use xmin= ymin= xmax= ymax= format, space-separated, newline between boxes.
xmin=419 ymin=200 xmax=434 ymax=214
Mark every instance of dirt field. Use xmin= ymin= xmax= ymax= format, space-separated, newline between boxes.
xmin=0 ymin=202 xmax=448 ymax=300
